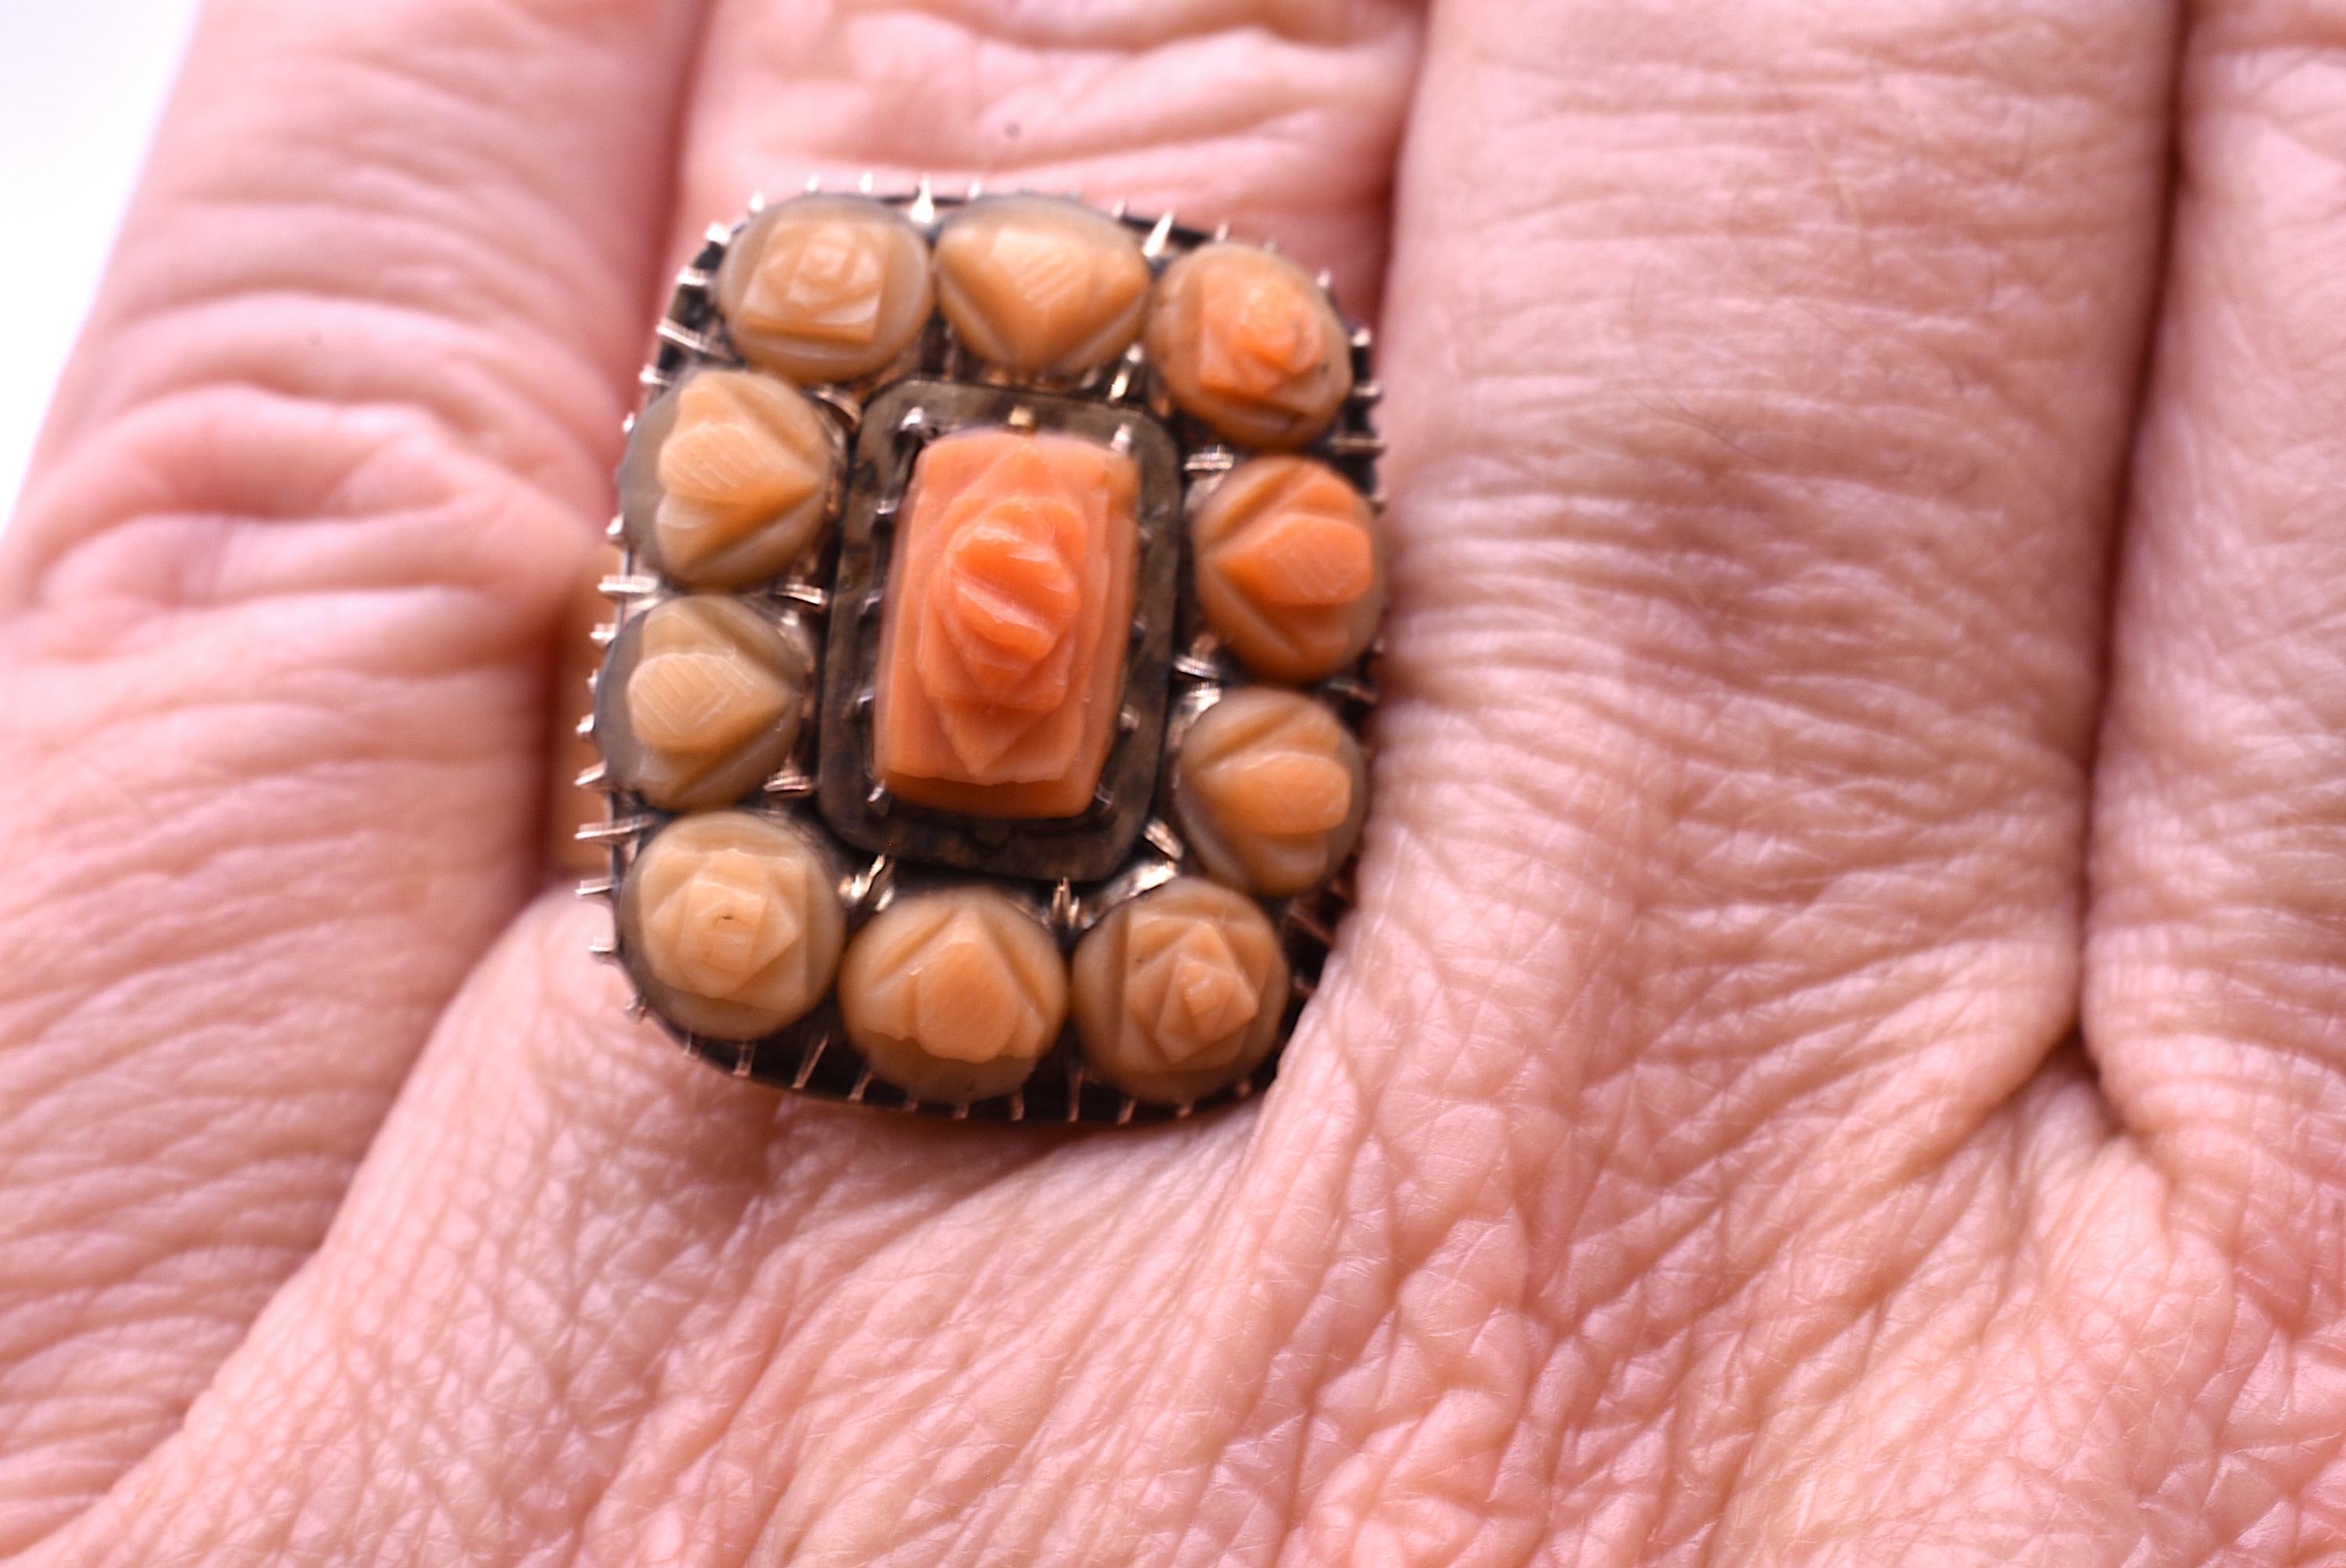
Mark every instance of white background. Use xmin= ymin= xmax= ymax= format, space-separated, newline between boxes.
xmin=2 ymin=2 xmax=204 ymax=512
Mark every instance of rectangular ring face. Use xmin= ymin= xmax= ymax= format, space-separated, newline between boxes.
xmin=873 ymin=430 xmax=1136 ymax=818
xmin=819 ymin=379 xmax=1182 ymax=881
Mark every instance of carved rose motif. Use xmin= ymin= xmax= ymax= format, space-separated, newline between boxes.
xmin=934 ymin=197 xmax=1153 ymax=376
xmin=604 ymin=597 xmax=811 ymax=814
xmin=620 ymin=813 xmax=844 ymax=1042
xmin=1175 ymin=689 xmax=1366 ymax=898
xmin=1144 ymin=243 xmax=1353 ymax=448
xmin=1192 ymin=457 xmax=1384 ymax=684
xmin=742 ymin=222 xmax=887 ymax=347
xmin=1072 ymin=880 xmax=1289 ymax=1104
xmin=838 ymin=890 xmax=1068 ymax=1102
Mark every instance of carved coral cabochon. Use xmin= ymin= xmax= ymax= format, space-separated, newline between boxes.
xmin=1174 ymin=688 xmax=1368 ymax=898
xmin=620 ymin=812 xmax=846 ymax=1042
xmin=935 ymin=195 xmax=1153 ymax=377
xmin=1143 ymin=242 xmax=1354 ymax=449
xmin=1071 ymin=878 xmax=1289 ymax=1105
xmin=871 ymin=428 xmax=1140 ymax=818
xmin=717 ymin=194 xmax=935 ymax=383
xmin=618 ymin=367 xmax=841 ymax=590
xmin=1191 ymin=456 xmax=1387 ymax=684
xmin=839 ymin=887 xmax=1070 ymax=1102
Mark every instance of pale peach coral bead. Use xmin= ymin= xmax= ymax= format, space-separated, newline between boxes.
xmin=933 ymin=195 xmax=1153 ymax=377
xmin=717 ymin=194 xmax=934 ymax=383
xmin=1190 ymin=456 xmax=1385 ymax=683
xmin=1143 ymin=242 xmax=1353 ymax=449
xmin=618 ymin=367 xmax=839 ymax=590
xmin=1072 ymin=878 xmax=1288 ymax=1105
xmin=598 ymin=596 xmax=813 ymax=812
xmin=1174 ymin=688 xmax=1367 ymax=898
xmin=837 ymin=888 xmax=1069 ymax=1102
xmin=620 ymin=812 xmax=844 ymax=1041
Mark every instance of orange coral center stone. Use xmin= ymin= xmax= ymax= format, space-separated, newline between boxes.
xmin=874 ymin=428 xmax=1139 ymax=818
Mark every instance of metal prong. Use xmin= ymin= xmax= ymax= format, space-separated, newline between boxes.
xmin=848 ymin=1062 xmax=873 ymax=1103
xmin=730 ymin=1040 xmax=756 ymax=1078
xmin=576 ymin=876 xmax=615 ymax=899
xmin=857 ymin=169 xmax=876 ymax=195
xmin=1323 ymin=433 xmax=1385 ymax=459
xmin=1115 ymin=1098 xmax=1135 ymax=1127
xmin=909 ymin=174 xmax=937 ymax=224
xmin=1143 ymin=818 xmax=1186 ymax=861
xmin=1351 ymin=380 xmax=1384 ymax=404
xmin=576 ymin=815 xmax=656 ymax=844
xmin=1211 ymin=220 xmax=1232 ymax=241
xmin=1142 ymin=212 xmax=1175 ymax=258
xmin=775 ymin=581 xmax=830 ymax=611
xmin=605 ymin=514 xmax=626 ymax=542
xmin=676 ymin=267 xmax=714 ymax=292
xmin=1284 ymin=906 xmax=1336 ymax=946
xmin=655 ymin=320 xmax=720 ymax=356
xmin=600 ymin=574 xmax=661 ymax=600
xmin=626 ymin=995 xmax=651 ymax=1022
xmin=575 ymin=762 xmax=608 ymax=789
xmin=791 ymin=1032 xmax=829 ymax=1091
xmin=808 ymin=384 xmax=862 ymax=430
xmin=576 ymin=713 xmax=597 ymax=739
xmin=590 ymin=623 xmax=619 ymax=648
xmin=1183 ymin=449 xmax=1237 ymax=477
xmin=763 ymin=768 xmax=815 ymax=799
xmin=588 ymin=940 xmax=620 ymax=963
xmin=1172 ymin=651 xmax=1226 ymax=681
xmin=1066 ymin=1065 xmax=1087 ymax=1123
xmin=704 ymin=221 xmax=733 ymax=245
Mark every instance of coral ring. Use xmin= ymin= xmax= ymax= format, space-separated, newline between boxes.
xmin=581 ymin=180 xmax=1385 ymax=1126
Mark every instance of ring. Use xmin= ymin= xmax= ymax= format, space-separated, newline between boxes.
xmin=580 ymin=178 xmax=1385 ymax=1126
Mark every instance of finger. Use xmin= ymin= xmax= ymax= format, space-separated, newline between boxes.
xmin=1280 ymin=0 xmax=2171 ymax=1538
xmin=667 ymin=0 xmax=1411 ymax=310
xmin=34 ymin=2 xmax=1425 ymax=1559
xmin=0 ymin=0 xmax=707 ymax=1544
xmin=2086 ymin=1 xmax=2346 ymax=1276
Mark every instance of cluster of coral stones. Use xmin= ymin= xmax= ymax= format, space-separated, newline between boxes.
xmin=596 ymin=190 xmax=1382 ymax=1110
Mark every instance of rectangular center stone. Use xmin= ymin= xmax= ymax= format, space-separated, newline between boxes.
xmin=872 ymin=428 xmax=1138 ymax=818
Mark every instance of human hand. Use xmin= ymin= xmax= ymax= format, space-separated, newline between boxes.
xmin=0 ymin=0 xmax=2328 ymax=1560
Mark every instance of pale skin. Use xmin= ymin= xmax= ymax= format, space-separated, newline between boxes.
xmin=3 ymin=0 xmax=2344 ymax=1559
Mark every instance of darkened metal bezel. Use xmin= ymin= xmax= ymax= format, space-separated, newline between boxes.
xmin=815 ymin=378 xmax=1183 ymax=882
